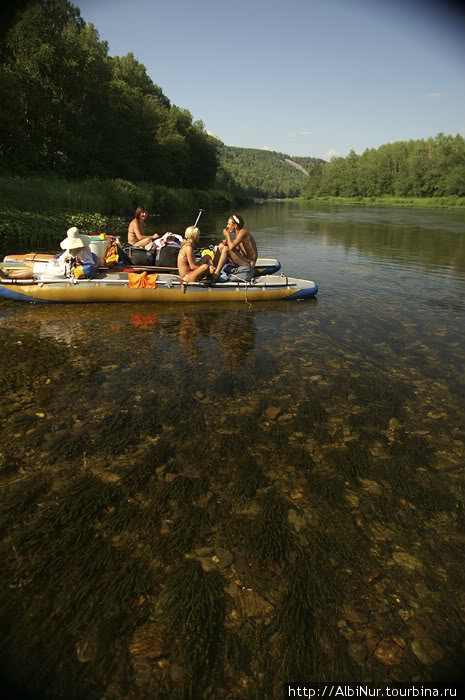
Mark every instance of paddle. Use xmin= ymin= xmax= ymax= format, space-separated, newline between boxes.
xmin=193 ymin=209 xmax=204 ymax=227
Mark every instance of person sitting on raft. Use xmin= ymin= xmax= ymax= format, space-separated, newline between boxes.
xmin=178 ymin=226 xmax=215 ymax=282
xmin=58 ymin=226 xmax=99 ymax=278
xmin=210 ymin=213 xmax=258 ymax=283
xmin=0 ymin=227 xmax=97 ymax=280
xmin=128 ymin=206 xmax=159 ymax=248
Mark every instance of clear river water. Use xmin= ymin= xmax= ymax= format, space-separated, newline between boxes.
xmin=0 ymin=201 xmax=464 ymax=699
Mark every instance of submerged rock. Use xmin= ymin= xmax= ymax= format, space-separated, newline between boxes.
xmin=288 ymin=509 xmax=307 ymax=532
xmin=344 ymin=490 xmax=360 ymax=508
xmin=348 ymin=641 xmax=367 ymax=665
xmin=213 ymin=547 xmax=234 ymax=569
xmin=392 ymin=552 xmax=423 ymax=570
xmin=370 ymin=521 xmax=395 ymax=541
xmin=129 ymin=623 xmax=167 ymax=659
xmin=265 ymin=406 xmax=281 ymax=421
xmin=374 ymin=639 xmax=403 ymax=665
xmin=75 ymin=637 xmax=97 ymax=663
xmin=230 ymin=588 xmax=273 ymax=618
xmin=411 ymin=637 xmax=444 ymax=665
xmin=342 ymin=604 xmax=369 ymax=625
xmin=359 ymin=478 xmax=384 ymax=496
xmin=277 ymin=413 xmax=294 ymax=422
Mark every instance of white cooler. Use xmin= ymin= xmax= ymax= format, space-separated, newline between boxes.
xmin=90 ymin=238 xmax=111 ymax=266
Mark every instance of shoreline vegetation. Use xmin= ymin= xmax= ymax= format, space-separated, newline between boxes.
xmin=298 ymin=195 xmax=465 ymax=209
xmin=1 ymin=177 xmax=463 ymax=252
xmin=0 ymin=176 xmax=249 ymax=249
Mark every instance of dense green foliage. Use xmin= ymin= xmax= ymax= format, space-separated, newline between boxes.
xmin=0 ymin=207 xmax=119 ymax=249
xmin=302 ymin=134 xmax=465 ymax=199
xmin=0 ymin=175 xmax=239 ymax=216
xmin=0 ymin=176 xmax=242 ymax=247
xmin=0 ymin=0 xmax=218 ymax=188
xmin=298 ymin=195 xmax=465 ymax=209
xmin=217 ymin=145 xmax=323 ymax=198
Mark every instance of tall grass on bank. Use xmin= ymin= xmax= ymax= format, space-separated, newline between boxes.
xmin=0 ymin=175 xmax=242 ymax=216
xmin=0 ymin=176 xmax=245 ymax=249
xmin=301 ymin=195 xmax=465 ymax=209
xmin=0 ymin=176 xmax=150 ymax=215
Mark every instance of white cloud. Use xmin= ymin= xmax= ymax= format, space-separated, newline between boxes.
xmin=262 ymin=145 xmax=272 ymax=151
xmin=322 ymin=148 xmax=342 ymax=160
xmin=427 ymin=92 xmax=441 ymax=98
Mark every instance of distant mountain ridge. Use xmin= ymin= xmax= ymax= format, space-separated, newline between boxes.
xmin=217 ymin=145 xmax=324 ymax=199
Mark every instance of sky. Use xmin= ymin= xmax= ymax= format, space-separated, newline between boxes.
xmin=77 ymin=0 xmax=464 ymax=160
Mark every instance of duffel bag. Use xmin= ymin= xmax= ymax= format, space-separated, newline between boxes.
xmin=124 ymin=245 xmax=154 ymax=266
xmin=157 ymin=246 xmax=179 ymax=268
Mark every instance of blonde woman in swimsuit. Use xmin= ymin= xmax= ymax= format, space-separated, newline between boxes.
xmin=177 ymin=226 xmax=214 ymax=282
xmin=128 ymin=206 xmax=159 ymax=248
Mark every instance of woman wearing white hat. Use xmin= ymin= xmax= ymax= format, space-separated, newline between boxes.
xmin=57 ymin=227 xmax=98 ymax=277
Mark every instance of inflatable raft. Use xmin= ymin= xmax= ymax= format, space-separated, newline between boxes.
xmin=0 ymin=270 xmax=318 ymax=304
xmin=1 ymin=249 xmax=317 ymax=303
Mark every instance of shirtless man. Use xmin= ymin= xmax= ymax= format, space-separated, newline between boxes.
xmin=210 ymin=214 xmax=258 ymax=283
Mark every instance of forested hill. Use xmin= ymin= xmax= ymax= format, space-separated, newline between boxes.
xmin=216 ymin=145 xmax=324 ymax=198
xmin=0 ymin=0 xmax=217 ymax=188
xmin=301 ymin=134 xmax=465 ymax=199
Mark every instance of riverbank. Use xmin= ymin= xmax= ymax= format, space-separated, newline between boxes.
xmin=0 ymin=176 xmax=249 ymax=248
xmin=300 ymin=195 xmax=465 ymax=209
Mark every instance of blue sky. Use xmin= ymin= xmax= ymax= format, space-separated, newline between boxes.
xmin=77 ymin=0 xmax=464 ymax=159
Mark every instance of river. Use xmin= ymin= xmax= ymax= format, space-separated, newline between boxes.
xmin=0 ymin=201 xmax=464 ymax=698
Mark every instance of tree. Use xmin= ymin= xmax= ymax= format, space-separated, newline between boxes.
xmin=111 ymin=53 xmax=170 ymax=109
xmin=1 ymin=0 xmax=110 ymax=175
xmin=0 ymin=0 xmax=220 ymax=185
xmin=301 ymin=162 xmax=323 ymax=198
xmin=0 ymin=0 xmax=38 ymax=57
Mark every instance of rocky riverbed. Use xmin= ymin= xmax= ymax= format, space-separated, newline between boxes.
xmin=0 ymin=300 xmax=464 ymax=699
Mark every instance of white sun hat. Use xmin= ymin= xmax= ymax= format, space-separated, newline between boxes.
xmin=60 ymin=227 xmax=91 ymax=250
